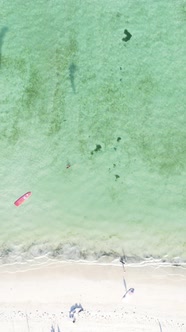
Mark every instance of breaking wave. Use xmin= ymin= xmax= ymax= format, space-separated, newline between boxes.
xmin=0 ymin=241 xmax=185 ymax=268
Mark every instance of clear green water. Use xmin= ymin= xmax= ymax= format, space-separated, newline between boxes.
xmin=0 ymin=0 xmax=186 ymax=264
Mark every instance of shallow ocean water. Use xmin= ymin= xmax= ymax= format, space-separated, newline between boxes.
xmin=0 ymin=0 xmax=186 ymax=264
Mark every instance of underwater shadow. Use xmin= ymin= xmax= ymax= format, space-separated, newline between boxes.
xmin=69 ymin=62 xmax=77 ymax=93
xmin=0 ymin=26 xmax=8 ymax=67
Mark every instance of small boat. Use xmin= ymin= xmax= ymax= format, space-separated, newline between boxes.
xmin=14 ymin=192 xmax=32 ymax=206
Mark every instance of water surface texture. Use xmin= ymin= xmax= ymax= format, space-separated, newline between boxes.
xmin=0 ymin=0 xmax=186 ymax=264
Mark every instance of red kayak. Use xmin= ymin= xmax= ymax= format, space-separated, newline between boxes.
xmin=14 ymin=192 xmax=32 ymax=206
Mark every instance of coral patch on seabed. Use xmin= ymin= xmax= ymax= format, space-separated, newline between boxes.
xmin=122 ymin=29 xmax=132 ymax=42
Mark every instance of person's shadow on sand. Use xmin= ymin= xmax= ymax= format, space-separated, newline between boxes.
xmin=0 ymin=26 xmax=8 ymax=67
xmin=51 ymin=325 xmax=61 ymax=332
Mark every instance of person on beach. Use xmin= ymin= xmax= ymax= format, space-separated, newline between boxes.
xmin=120 ymin=252 xmax=126 ymax=272
xmin=122 ymin=272 xmax=135 ymax=299
xmin=122 ymin=287 xmax=135 ymax=299
xmin=69 ymin=303 xmax=84 ymax=323
xmin=120 ymin=256 xmax=126 ymax=271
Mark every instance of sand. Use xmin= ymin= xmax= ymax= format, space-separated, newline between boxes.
xmin=0 ymin=261 xmax=185 ymax=331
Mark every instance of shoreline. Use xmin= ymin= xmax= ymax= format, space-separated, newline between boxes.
xmin=0 ymin=255 xmax=186 ymax=273
xmin=0 ymin=261 xmax=185 ymax=331
xmin=0 ymin=241 xmax=186 ymax=268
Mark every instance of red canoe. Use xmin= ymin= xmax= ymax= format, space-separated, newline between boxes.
xmin=14 ymin=192 xmax=32 ymax=206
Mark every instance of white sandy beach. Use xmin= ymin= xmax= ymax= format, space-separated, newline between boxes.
xmin=0 ymin=261 xmax=185 ymax=331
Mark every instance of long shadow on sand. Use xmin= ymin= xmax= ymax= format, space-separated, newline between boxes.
xmin=51 ymin=325 xmax=61 ymax=332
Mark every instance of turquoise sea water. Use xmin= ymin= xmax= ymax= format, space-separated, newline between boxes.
xmin=0 ymin=0 xmax=186 ymax=264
